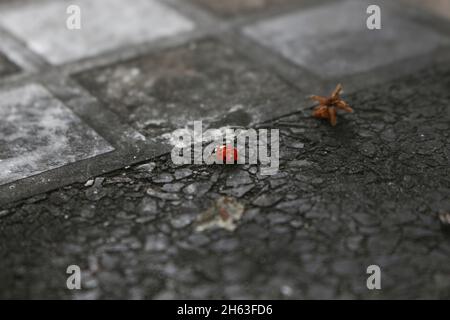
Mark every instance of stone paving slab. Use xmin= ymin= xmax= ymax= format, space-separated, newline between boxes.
xmin=189 ymin=0 xmax=301 ymax=18
xmin=402 ymin=0 xmax=450 ymax=19
xmin=0 ymin=0 xmax=449 ymax=300
xmin=0 ymin=51 xmax=19 ymax=77
xmin=243 ymin=0 xmax=449 ymax=79
xmin=0 ymin=0 xmax=195 ymax=65
xmin=0 ymin=28 xmax=48 ymax=74
xmin=74 ymin=38 xmax=304 ymax=138
xmin=0 ymin=83 xmax=113 ymax=186
xmin=0 ymin=74 xmax=171 ymax=206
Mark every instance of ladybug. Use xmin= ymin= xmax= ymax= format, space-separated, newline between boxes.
xmin=215 ymin=144 xmax=238 ymax=164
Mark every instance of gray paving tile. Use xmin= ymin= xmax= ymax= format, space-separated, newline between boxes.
xmin=0 ymin=52 xmax=19 ymax=77
xmin=74 ymin=38 xmax=302 ymax=138
xmin=190 ymin=0 xmax=299 ymax=18
xmin=401 ymin=0 xmax=450 ymax=19
xmin=0 ymin=0 xmax=195 ymax=65
xmin=0 ymin=83 xmax=114 ymax=186
xmin=244 ymin=0 xmax=449 ymax=78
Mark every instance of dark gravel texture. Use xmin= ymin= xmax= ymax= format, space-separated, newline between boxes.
xmin=1 ymin=61 xmax=449 ymax=299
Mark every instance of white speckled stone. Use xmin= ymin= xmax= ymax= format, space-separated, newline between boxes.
xmin=0 ymin=84 xmax=114 ymax=185
xmin=0 ymin=0 xmax=195 ymax=64
xmin=244 ymin=0 xmax=448 ymax=77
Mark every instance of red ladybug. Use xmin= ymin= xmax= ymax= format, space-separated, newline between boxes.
xmin=216 ymin=144 xmax=238 ymax=164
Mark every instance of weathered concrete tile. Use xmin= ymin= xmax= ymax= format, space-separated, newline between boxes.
xmin=0 ymin=0 xmax=195 ymax=65
xmin=190 ymin=0 xmax=298 ymax=18
xmin=0 ymin=84 xmax=114 ymax=186
xmin=401 ymin=0 xmax=450 ymax=19
xmin=0 ymin=52 xmax=19 ymax=77
xmin=244 ymin=0 xmax=448 ymax=78
xmin=74 ymin=38 xmax=302 ymax=137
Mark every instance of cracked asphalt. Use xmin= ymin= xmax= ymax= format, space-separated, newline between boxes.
xmin=0 ymin=0 xmax=449 ymax=299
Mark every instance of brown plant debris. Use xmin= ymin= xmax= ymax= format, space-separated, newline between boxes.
xmin=195 ymin=196 xmax=245 ymax=232
xmin=310 ymin=84 xmax=353 ymax=126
